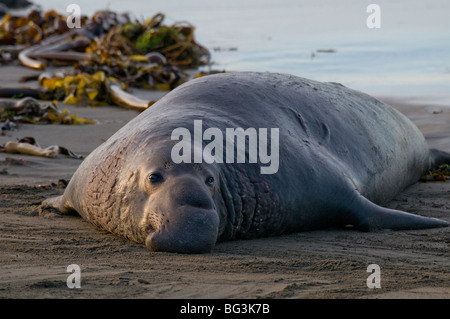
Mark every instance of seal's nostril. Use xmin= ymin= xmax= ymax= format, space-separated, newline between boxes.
xmin=145 ymin=208 xmax=219 ymax=254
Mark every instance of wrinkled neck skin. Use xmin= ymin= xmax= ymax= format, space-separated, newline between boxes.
xmin=216 ymin=162 xmax=287 ymax=241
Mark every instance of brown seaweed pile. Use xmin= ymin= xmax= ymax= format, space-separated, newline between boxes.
xmin=0 ymin=9 xmax=212 ymax=109
xmin=421 ymin=164 xmax=450 ymax=182
xmin=0 ymin=96 xmax=96 ymax=134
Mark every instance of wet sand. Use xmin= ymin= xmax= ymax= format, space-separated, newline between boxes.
xmin=0 ymin=65 xmax=449 ymax=299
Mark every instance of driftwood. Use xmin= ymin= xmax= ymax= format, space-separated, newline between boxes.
xmin=109 ymin=82 xmax=153 ymax=111
xmin=4 ymin=141 xmax=57 ymax=158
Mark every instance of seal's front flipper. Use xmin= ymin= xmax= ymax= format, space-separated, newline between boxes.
xmin=429 ymin=148 xmax=450 ymax=169
xmin=347 ymin=194 xmax=448 ymax=231
xmin=40 ymin=195 xmax=77 ymax=216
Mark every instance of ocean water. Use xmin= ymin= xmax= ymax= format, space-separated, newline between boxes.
xmin=26 ymin=0 xmax=450 ymax=103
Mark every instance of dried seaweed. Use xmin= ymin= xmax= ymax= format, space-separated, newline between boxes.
xmin=0 ymin=10 xmax=211 ymax=109
xmin=420 ymin=164 xmax=450 ymax=182
xmin=0 ymin=97 xmax=96 ymax=126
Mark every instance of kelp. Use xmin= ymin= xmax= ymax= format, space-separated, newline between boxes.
xmin=38 ymin=71 xmax=154 ymax=111
xmin=421 ymin=164 xmax=450 ymax=182
xmin=0 ymin=97 xmax=96 ymax=126
xmin=130 ymin=14 xmax=210 ymax=66
xmin=0 ymin=9 xmax=211 ymax=68
xmin=0 ymin=9 xmax=212 ymax=109
xmin=39 ymin=71 xmax=111 ymax=106
xmin=0 ymin=10 xmax=78 ymax=45
xmin=18 ymin=30 xmax=96 ymax=70
xmin=74 ymin=47 xmax=187 ymax=91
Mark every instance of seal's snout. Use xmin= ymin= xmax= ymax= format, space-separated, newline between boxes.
xmin=178 ymin=187 xmax=214 ymax=210
xmin=145 ymin=208 xmax=219 ymax=253
xmin=170 ymin=176 xmax=215 ymax=210
xmin=145 ymin=175 xmax=219 ymax=253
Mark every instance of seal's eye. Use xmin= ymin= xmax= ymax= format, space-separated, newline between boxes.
xmin=205 ymin=176 xmax=214 ymax=187
xmin=148 ymin=172 xmax=163 ymax=184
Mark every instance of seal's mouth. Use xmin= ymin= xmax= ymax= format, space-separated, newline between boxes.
xmin=145 ymin=206 xmax=219 ymax=254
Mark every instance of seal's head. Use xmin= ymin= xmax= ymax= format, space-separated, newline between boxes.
xmin=143 ymin=162 xmax=220 ymax=253
xmin=122 ymin=142 xmax=221 ymax=254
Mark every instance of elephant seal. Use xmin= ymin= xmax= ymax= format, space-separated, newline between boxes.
xmin=43 ymin=72 xmax=449 ymax=253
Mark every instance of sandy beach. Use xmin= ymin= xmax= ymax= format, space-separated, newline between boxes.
xmin=0 ymin=64 xmax=449 ymax=299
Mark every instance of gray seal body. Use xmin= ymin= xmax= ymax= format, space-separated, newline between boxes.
xmin=43 ymin=72 xmax=449 ymax=253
